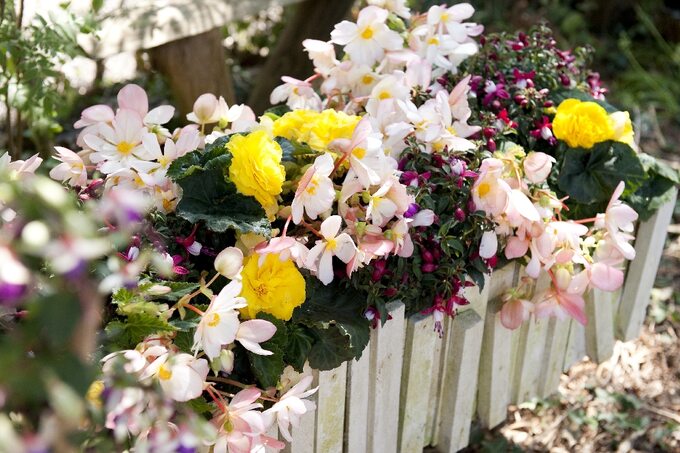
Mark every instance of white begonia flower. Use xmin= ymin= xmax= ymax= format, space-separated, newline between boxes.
xmin=366 ymin=180 xmax=398 ymax=227
xmin=330 ymin=6 xmax=403 ymax=66
xmin=479 ymin=231 xmax=498 ymax=259
xmin=367 ymin=0 xmax=411 ymax=18
xmin=270 ymin=76 xmax=323 ymax=111
xmin=291 ymin=153 xmax=336 ymax=224
xmin=302 ymin=39 xmax=338 ymax=76
xmin=192 ymin=280 xmax=247 ymax=359
xmin=305 ymin=215 xmax=357 ymax=285
xmin=141 ymin=352 xmax=209 ymax=402
xmin=263 ymin=375 xmax=318 ymax=442
xmin=49 ymin=146 xmax=87 ymax=187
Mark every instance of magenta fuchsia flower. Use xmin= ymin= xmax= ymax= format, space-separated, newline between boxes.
xmin=482 ymin=81 xmax=510 ymax=106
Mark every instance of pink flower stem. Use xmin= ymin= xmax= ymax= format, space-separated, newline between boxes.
xmin=206 ymin=384 xmax=228 ymax=413
xmin=572 ymin=217 xmax=598 ymax=224
xmin=208 ymin=376 xmax=280 ymax=403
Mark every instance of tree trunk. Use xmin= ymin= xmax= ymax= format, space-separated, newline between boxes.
xmin=148 ymin=28 xmax=235 ymax=116
xmin=247 ymin=0 xmax=355 ymax=114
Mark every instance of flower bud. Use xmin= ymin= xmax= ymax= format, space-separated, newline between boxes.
xmin=555 ymin=267 xmax=571 ymax=291
xmin=190 ymin=93 xmax=218 ymax=124
xmin=219 ymin=349 xmax=235 ymax=374
xmin=454 ymin=208 xmax=466 ymax=222
xmin=421 ymin=263 xmax=438 ymax=273
xmin=523 ymin=151 xmax=555 ymax=184
xmin=214 ymin=247 xmax=244 ymax=279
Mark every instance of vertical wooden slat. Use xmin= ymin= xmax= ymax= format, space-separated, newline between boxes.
xmin=315 ymin=363 xmax=347 ymax=453
xmin=538 ymin=317 xmax=571 ymax=398
xmin=437 ymin=281 xmax=490 ymax=453
xmin=344 ymin=346 xmax=370 ymax=453
xmin=584 ymin=288 xmax=619 ymax=363
xmin=424 ymin=317 xmax=449 ymax=447
xmin=399 ymin=314 xmax=439 ymax=453
xmin=477 ymin=263 xmax=519 ymax=428
xmin=617 ymin=187 xmax=677 ymax=341
xmin=367 ymin=301 xmax=406 ymax=453
xmin=511 ymin=272 xmax=551 ymax=404
xmin=563 ymin=319 xmax=586 ymax=372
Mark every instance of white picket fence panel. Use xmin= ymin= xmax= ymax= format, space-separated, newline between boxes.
xmin=282 ymin=188 xmax=676 ymax=452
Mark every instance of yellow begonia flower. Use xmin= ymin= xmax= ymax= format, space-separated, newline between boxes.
xmin=552 ymin=98 xmax=635 ymax=149
xmin=272 ymin=109 xmax=361 ymax=152
xmin=227 ymin=130 xmax=286 ymax=213
xmin=239 ymin=253 xmax=306 ymax=321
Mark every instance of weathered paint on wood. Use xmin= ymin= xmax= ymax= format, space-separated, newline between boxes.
xmin=367 ymin=302 xmax=406 ymax=453
xmin=617 ymin=187 xmax=678 ymax=341
xmin=585 ymin=288 xmax=619 ymax=363
xmin=477 ymin=263 xmax=519 ymax=428
xmin=344 ymin=346 xmax=370 ymax=453
xmin=511 ymin=272 xmax=551 ymax=404
xmin=563 ymin=318 xmax=587 ymax=372
xmin=314 ymin=363 xmax=347 ymax=453
xmin=423 ymin=317 xmax=449 ymax=447
xmin=437 ymin=281 xmax=490 ymax=453
xmin=538 ymin=317 xmax=571 ymax=398
xmin=399 ymin=314 xmax=439 ymax=453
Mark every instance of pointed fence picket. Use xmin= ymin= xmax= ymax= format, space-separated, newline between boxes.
xmin=284 ymin=192 xmax=674 ymax=452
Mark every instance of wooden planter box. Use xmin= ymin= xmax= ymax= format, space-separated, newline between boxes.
xmin=277 ymin=188 xmax=677 ymax=453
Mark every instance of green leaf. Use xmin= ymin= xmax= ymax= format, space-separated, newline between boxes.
xmin=246 ymin=313 xmax=288 ymax=388
xmin=105 ymin=313 xmax=175 ymax=349
xmin=556 ymin=141 xmax=646 ymax=205
xmin=625 ymin=154 xmax=680 ymax=221
xmin=174 ymin=153 xmax=271 ymax=235
xmin=292 ymin=279 xmax=370 ymax=365
xmin=284 ymin=324 xmax=314 ymax=372
xmin=307 ymin=325 xmax=353 ymax=371
xmin=186 ymin=396 xmax=215 ymax=416
xmin=248 ymin=343 xmax=285 ymax=388
xmin=156 ymin=281 xmax=200 ymax=301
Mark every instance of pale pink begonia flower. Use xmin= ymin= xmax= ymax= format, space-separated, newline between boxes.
xmin=471 ymin=158 xmax=511 ymax=216
xmin=49 ymin=146 xmax=88 ymax=187
xmin=270 ymin=76 xmax=323 ymax=111
xmin=534 ymin=268 xmax=587 ymax=325
xmin=390 ymin=218 xmax=414 ymax=257
xmin=117 ymin=83 xmax=175 ymax=130
xmin=306 ymin=215 xmax=357 ymax=285
xmin=84 ymin=109 xmax=157 ymax=174
xmin=186 ymin=93 xmax=219 ymax=125
xmin=210 ymin=388 xmax=267 ymax=453
xmin=292 ymin=153 xmax=336 ymax=224
xmin=236 ymin=319 xmax=277 ymax=356
xmin=256 ymin=235 xmax=309 ymax=269
xmin=263 ymin=375 xmax=318 ymax=442
xmin=499 ymin=294 xmax=533 ymax=330
xmin=330 ymin=6 xmax=403 ymax=66
xmin=595 ymin=181 xmax=638 ymax=260
xmin=426 ymin=4 xmax=483 ymax=42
